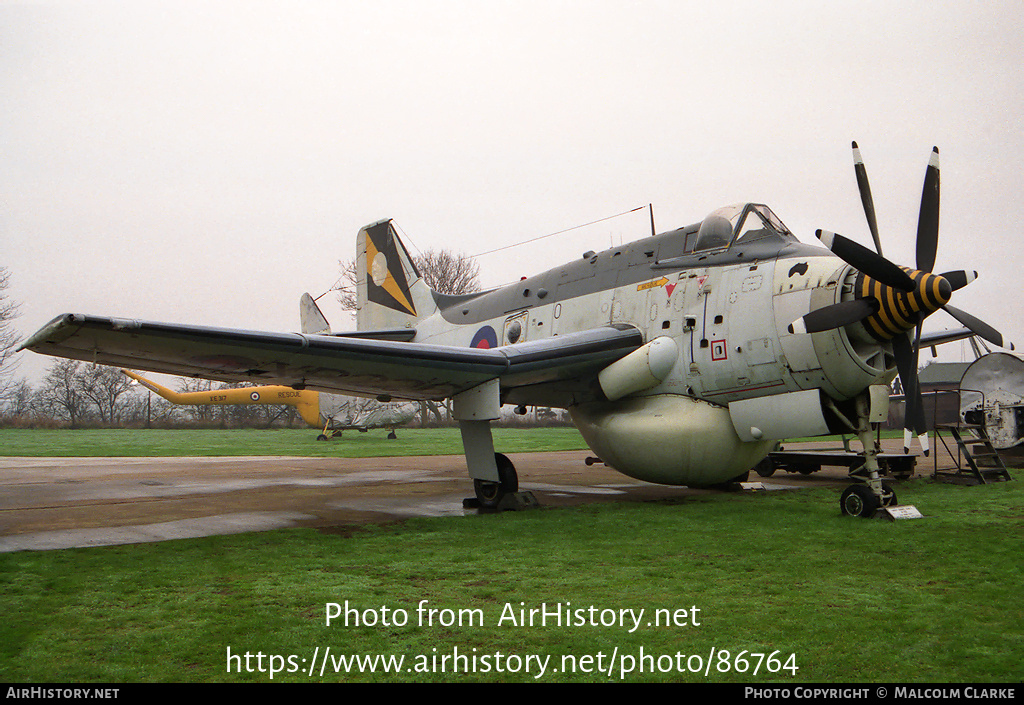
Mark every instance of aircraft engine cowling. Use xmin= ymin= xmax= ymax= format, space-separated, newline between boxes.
xmin=776 ymin=259 xmax=897 ymax=403
xmin=570 ymin=394 xmax=774 ymax=486
xmin=597 ymin=336 xmax=678 ymax=401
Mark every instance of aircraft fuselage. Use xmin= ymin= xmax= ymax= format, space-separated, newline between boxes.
xmin=359 ymin=204 xmax=898 ymax=485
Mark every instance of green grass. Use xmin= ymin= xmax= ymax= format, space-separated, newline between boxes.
xmin=0 ymin=427 xmax=891 ymax=458
xmin=0 ymin=478 xmax=1021 ymax=683
xmin=0 ymin=427 xmax=590 ymax=457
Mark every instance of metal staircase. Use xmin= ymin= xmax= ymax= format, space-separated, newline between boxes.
xmin=933 ymin=423 xmax=1013 ymax=485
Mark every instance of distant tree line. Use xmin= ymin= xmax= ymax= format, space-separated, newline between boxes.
xmin=0 ymin=360 xmax=570 ymax=429
xmin=0 ymin=360 xmax=307 ymax=429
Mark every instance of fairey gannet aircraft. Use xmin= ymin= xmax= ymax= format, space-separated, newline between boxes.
xmin=20 ymin=144 xmax=1011 ymax=516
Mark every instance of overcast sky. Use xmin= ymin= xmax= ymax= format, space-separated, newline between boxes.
xmin=3 ymin=0 xmax=1022 ymax=383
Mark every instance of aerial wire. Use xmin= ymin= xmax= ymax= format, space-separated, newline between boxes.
xmin=316 ymin=205 xmax=649 ymax=300
xmin=468 ymin=204 xmax=643 ymax=257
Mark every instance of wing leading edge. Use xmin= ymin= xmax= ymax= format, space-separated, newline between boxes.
xmin=20 ymin=314 xmax=643 ymax=402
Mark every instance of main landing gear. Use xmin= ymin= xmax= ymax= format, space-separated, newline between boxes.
xmin=472 ymin=452 xmax=519 ymax=509
xmin=455 ymin=381 xmax=536 ymax=512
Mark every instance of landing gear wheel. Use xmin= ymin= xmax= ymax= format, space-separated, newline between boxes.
xmin=473 ymin=453 xmax=518 ymax=508
xmin=387 ymin=431 xmax=397 ymax=440
xmin=840 ymin=484 xmax=880 ymax=518
xmin=754 ymin=457 xmax=776 ymax=478
xmin=316 ymin=434 xmax=329 ymax=441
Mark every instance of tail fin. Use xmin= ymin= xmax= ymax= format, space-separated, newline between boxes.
xmin=299 ymin=293 xmax=331 ymax=335
xmin=356 ymin=219 xmax=437 ymax=331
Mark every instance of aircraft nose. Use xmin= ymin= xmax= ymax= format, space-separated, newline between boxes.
xmin=854 ymin=268 xmax=954 ymax=341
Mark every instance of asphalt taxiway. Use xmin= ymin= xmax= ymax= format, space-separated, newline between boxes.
xmin=0 ymin=439 xmax=967 ymax=551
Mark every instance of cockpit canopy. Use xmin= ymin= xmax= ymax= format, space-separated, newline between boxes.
xmin=694 ymin=203 xmax=796 ymax=252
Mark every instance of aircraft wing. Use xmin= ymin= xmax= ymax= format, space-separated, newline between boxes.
xmin=20 ymin=314 xmax=643 ymax=401
xmin=918 ymin=327 xmax=974 ymax=350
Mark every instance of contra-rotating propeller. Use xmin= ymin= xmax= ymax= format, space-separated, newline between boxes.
xmin=790 ymin=142 xmax=1012 ymax=454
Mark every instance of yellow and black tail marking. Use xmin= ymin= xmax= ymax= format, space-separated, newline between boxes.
xmin=856 ymin=268 xmax=952 ymax=340
xmin=364 ymin=221 xmax=418 ymax=317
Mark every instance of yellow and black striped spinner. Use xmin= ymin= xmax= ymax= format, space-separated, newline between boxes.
xmin=855 ymin=269 xmax=952 ymax=341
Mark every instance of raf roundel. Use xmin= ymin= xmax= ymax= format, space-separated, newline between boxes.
xmin=470 ymin=326 xmax=498 ymax=349
xmin=250 ymin=391 xmax=260 ymax=402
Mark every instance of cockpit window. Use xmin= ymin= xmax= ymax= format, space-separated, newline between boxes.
xmin=694 ymin=204 xmax=743 ymax=251
xmin=694 ymin=203 xmax=795 ymax=252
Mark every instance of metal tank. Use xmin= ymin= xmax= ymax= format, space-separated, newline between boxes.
xmin=959 ymin=352 xmax=1024 ymax=450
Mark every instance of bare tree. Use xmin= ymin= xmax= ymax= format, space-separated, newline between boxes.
xmin=37 ymin=359 xmax=89 ymax=427
xmin=0 ymin=267 xmax=21 ymax=399
xmin=414 ymin=249 xmax=481 ymax=295
xmin=335 ymin=258 xmax=359 ymax=312
xmin=77 ymin=364 xmax=135 ymax=425
xmin=4 ymin=378 xmax=33 ymax=417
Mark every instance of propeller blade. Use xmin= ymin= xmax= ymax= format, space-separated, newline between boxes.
xmin=788 ymin=299 xmax=879 ymax=335
xmin=816 ymin=229 xmax=917 ymax=292
xmin=852 ymin=141 xmax=883 ymax=255
xmin=942 ymin=304 xmax=1012 ymax=349
xmin=893 ymin=331 xmax=928 ymax=454
xmin=939 ymin=270 xmax=977 ymax=291
xmin=912 ymin=325 xmax=929 ymax=456
xmin=916 ymin=146 xmax=940 ymax=273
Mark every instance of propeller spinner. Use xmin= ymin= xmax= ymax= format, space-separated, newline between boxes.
xmin=793 ymin=143 xmax=1011 ymax=453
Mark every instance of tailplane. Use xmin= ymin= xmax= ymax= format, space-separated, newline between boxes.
xmin=299 ymin=293 xmax=332 ymax=335
xmin=356 ymin=219 xmax=437 ymax=330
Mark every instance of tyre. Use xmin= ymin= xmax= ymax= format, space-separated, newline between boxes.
xmin=754 ymin=457 xmax=776 ymax=478
xmin=474 ymin=453 xmax=518 ymax=508
xmin=840 ymin=484 xmax=879 ymax=518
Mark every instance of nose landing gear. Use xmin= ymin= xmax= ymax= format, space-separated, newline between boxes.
xmin=840 ymin=482 xmax=898 ymax=518
xmin=840 ymin=390 xmax=901 ymax=518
